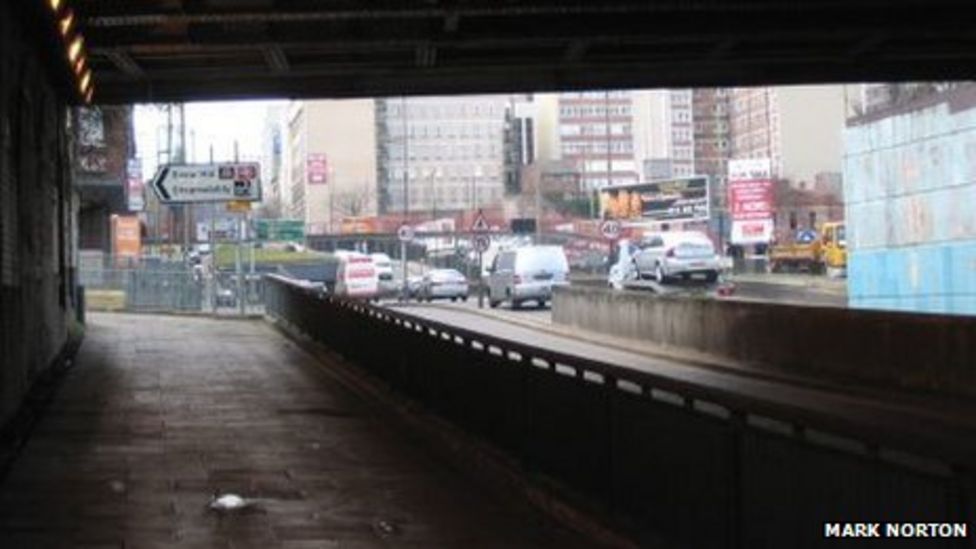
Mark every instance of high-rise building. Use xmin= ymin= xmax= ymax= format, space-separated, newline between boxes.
xmin=632 ymin=89 xmax=695 ymax=180
xmin=693 ymin=88 xmax=732 ymax=188
xmin=376 ymin=96 xmax=508 ymax=215
xmin=283 ymin=100 xmax=377 ymax=233
xmin=558 ymin=91 xmax=639 ymax=190
xmin=259 ymin=105 xmax=286 ymax=217
xmin=730 ymin=85 xmax=845 ymax=189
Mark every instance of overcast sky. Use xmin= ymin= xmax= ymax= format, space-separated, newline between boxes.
xmin=134 ymin=100 xmax=285 ymax=178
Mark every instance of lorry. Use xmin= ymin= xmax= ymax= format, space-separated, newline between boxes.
xmin=768 ymin=221 xmax=846 ymax=277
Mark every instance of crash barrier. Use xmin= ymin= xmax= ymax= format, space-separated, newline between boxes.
xmin=265 ymin=275 xmax=973 ymax=548
xmin=553 ymin=285 xmax=976 ymax=399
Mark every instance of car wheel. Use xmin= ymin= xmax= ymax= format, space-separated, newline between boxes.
xmin=654 ymin=264 xmax=666 ymax=283
xmin=451 ymin=297 xmax=458 ymax=302
xmin=489 ymin=299 xmax=500 ymax=308
xmin=462 ymin=295 xmax=469 ymax=302
xmin=536 ymin=300 xmax=547 ymax=309
xmin=705 ymin=270 xmax=719 ymax=283
xmin=511 ymin=300 xmax=521 ymax=310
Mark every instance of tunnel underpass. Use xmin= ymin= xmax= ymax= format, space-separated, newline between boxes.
xmin=3 ymin=1 xmax=976 ymax=548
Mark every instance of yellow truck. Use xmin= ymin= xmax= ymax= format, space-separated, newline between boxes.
xmin=768 ymin=222 xmax=846 ymax=277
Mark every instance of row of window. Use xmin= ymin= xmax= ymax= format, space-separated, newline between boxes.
xmin=386 ymin=121 xmax=502 ymax=139
xmin=387 ymin=143 xmax=501 ymax=162
xmin=559 ymin=105 xmax=632 ymax=118
xmin=385 ymin=101 xmax=504 ymax=119
xmin=560 ymin=123 xmax=632 ymax=136
xmin=387 ymin=186 xmax=504 ymax=206
xmin=387 ymin=164 xmax=501 ymax=179
xmin=562 ymin=141 xmax=634 ymax=154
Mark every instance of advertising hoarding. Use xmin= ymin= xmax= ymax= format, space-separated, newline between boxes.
xmin=599 ymin=176 xmax=709 ymax=223
xmin=728 ymin=159 xmax=774 ymax=245
xmin=307 ymin=154 xmax=328 ymax=185
xmin=111 ymin=215 xmax=142 ymax=266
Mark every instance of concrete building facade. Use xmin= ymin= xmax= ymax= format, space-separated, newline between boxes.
xmin=632 ymin=89 xmax=695 ymax=181
xmin=284 ymin=100 xmax=377 ymax=233
xmin=844 ymin=84 xmax=976 ymax=315
xmin=558 ymin=91 xmax=639 ymax=190
xmin=376 ymin=96 xmax=508 ymax=216
xmin=730 ymin=85 xmax=845 ymax=189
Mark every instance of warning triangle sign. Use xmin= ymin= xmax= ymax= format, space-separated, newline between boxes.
xmin=471 ymin=211 xmax=490 ymax=232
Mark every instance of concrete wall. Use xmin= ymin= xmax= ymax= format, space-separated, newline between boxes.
xmin=0 ymin=5 xmax=79 ymax=426
xmin=844 ymin=85 xmax=976 ymax=315
xmin=553 ymin=286 xmax=976 ymax=397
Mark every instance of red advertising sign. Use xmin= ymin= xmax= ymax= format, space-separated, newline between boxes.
xmin=307 ymin=153 xmax=328 ymax=185
xmin=728 ymin=179 xmax=774 ymax=221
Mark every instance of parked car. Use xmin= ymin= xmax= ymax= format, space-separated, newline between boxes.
xmin=632 ymin=231 xmax=721 ymax=283
xmin=406 ymin=275 xmax=424 ymax=299
xmin=486 ymin=245 xmax=569 ymax=309
xmin=418 ymin=269 xmax=469 ymax=302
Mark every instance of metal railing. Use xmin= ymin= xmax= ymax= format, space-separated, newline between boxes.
xmin=264 ymin=275 xmax=973 ymax=548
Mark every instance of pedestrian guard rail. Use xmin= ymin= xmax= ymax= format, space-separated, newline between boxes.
xmin=264 ymin=274 xmax=973 ymax=548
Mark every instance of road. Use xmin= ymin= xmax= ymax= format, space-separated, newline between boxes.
xmin=393 ymin=272 xmax=847 ymax=327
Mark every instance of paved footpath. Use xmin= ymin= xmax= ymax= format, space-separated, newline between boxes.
xmin=0 ymin=313 xmax=595 ymax=549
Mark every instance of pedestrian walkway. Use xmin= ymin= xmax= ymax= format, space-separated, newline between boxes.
xmin=0 ymin=313 xmax=593 ymax=548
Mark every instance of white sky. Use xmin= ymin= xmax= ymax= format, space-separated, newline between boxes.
xmin=134 ymin=100 xmax=286 ymax=179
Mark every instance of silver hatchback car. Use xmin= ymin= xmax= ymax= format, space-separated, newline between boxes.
xmin=633 ymin=231 xmax=722 ymax=283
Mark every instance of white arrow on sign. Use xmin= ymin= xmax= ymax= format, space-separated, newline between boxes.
xmin=151 ymin=163 xmax=262 ymax=203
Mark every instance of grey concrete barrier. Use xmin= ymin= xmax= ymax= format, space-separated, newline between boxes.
xmin=552 ymin=286 xmax=976 ymax=398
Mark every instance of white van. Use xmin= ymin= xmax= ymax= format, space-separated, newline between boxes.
xmin=335 ymin=253 xmax=380 ymax=299
xmin=486 ymin=245 xmax=570 ymax=309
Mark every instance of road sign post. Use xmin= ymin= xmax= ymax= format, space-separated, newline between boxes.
xmin=471 ymin=210 xmax=490 ymax=309
xmin=600 ymin=219 xmax=622 ymax=272
xmin=398 ymin=223 xmax=414 ymax=302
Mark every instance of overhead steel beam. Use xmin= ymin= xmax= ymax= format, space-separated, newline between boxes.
xmin=263 ymin=44 xmax=289 ymax=73
xmin=101 ymin=49 xmax=146 ymax=79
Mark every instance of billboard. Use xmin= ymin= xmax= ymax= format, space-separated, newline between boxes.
xmin=111 ymin=215 xmax=141 ymax=266
xmin=728 ymin=159 xmax=774 ymax=245
xmin=599 ymin=176 xmax=709 ymax=223
xmin=307 ymin=153 xmax=328 ymax=184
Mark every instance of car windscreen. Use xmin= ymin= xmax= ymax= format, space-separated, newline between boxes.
xmin=515 ymin=248 xmax=568 ymax=273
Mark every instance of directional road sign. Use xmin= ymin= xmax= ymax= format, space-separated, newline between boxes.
xmin=471 ymin=211 xmax=490 ymax=232
xmin=472 ymin=234 xmax=491 ymax=253
xmin=397 ymin=224 xmax=415 ymax=242
xmin=152 ymin=162 xmax=261 ymax=203
xmin=600 ymin=219 xmax=622 ymax=240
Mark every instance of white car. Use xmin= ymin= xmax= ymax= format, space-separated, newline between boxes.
xmin=633 ymin=231 xmax=722 ymax=284
xmin=486 ymin=245 xmax=569 ymax=309
xmin=418 ymin=269 xmax=469 ymax=302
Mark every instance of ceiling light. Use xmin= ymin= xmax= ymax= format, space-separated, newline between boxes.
xmin=59 ymin=11 xmax=74 ymax=36
xmin=68 ymin=35 xmax=84 ymax=63
xmin=49 ymin=0 xmax=62 ymax=12
xmin=79 ymin=69 xmax=91 ymax=93
xmin=73 ymin=55 xmax=86 ymax=75
xmin=84 ymin=86 xmax=94 ymax=105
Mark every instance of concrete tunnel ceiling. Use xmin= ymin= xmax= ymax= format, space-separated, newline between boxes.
xmin=70 ymin=0 xmax=976 ymax=104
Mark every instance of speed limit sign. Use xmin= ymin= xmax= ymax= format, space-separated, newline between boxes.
xmin=600 ymin=219 xmax=622 ymax=240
